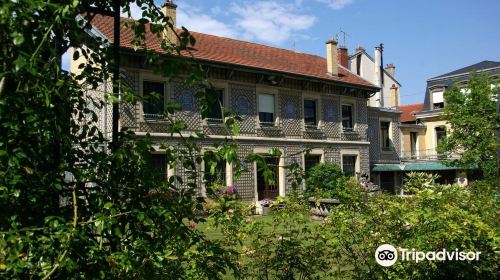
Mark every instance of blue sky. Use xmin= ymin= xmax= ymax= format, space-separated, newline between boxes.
xmin=125 ymin=0 xmax=500 ymax=104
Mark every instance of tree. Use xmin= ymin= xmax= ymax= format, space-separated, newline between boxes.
xmin=0 ymin=1 xmax=238 ymax=278
xmin=438 ymin=73 xmax=500 ymax=181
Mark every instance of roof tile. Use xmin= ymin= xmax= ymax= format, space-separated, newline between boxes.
xmin=89 ymin=15 xmax=377 ymax=89
xmin=400 ymin=103 xmax=424 ymax=122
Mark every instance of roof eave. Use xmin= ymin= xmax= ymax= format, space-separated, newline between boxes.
xmin=120 ymin=48 xmax=380 ymax=92
xmin=427 ymin=66 xmax=500 ymax=82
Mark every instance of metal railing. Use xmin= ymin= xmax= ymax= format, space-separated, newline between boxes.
xmin=400 ymin=149 xmax=458 ymax=161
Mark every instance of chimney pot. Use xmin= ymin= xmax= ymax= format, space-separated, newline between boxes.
xmin=338 ymin=45 xmax=349 ymax=68
xmin=162 ymin=0 xmax=177 ymax=44
xmin=325 ymin=38 xmax=339 ymax=76
xmin=385 ymin=63 xmax=396 ymax=77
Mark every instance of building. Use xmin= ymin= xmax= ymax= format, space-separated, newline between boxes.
xmin=348 ymin=45 xmax=403 ymax=192
xmin=400 ymin=61 xmax=500 ymax=185
xmin=72 ymin=1 xmax=410 ymax=204
xmin=348 ymin=45 xmax=401 ymax=108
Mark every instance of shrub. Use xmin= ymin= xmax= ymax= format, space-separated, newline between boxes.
xmin=402 ymin=172 xmax=440 ymax=194
xmin=304 ymin=163 xmax=348 ymax=200
xmin=324 ymin=180 xmax=499 ymax=279
xmin=243 ymin=195 xmax=330 ymax=279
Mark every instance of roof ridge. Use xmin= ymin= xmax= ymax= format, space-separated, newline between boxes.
xmin=89 ymin=14 xmax=378 ymax=89
xmin=184 ymin=29 xmax=326 ymax=60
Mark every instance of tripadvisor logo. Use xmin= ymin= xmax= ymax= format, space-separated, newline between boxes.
xmin=375 ymin=244 xmax=398 ymax=267
xmin=375 ymin=244 xmax=481 ymax=267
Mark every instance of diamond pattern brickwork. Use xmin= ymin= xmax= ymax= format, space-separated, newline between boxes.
xmin=120 ymin=70 xmax=139 ymax=129
xmin=171 ymin=82 xmax=201 ymax=131
xmin=279 ymin=90 xmax=302 ymax=137
xmin=356 ymin=100 xmax=368 ymax=139
xmin=229 ymin=83 xmax=257 ymax=135
xmin=235 ymin=145 xmax=255 ymax=201
xmin=368 ymin=115 xmax=380 ymax=162
xmin=322 ymin=95 xmax=341 ymax=139
xmin=284 ymin=145 xmax=304 ymax=194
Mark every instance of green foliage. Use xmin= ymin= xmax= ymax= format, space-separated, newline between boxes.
xmin=438 ymin=73 xmax=500 ymax=181
xmin=402 ymin=172 xmax=440 ymax=194
xmin=242 ymin=195 xmax=329 ymax=280
xmin=304 ymin=163 xmax=348 ymax=200
xmin=325 ymin=181 xmax=499 ymax=279
xmin=0 ymin=1 xmax=238 ymax=278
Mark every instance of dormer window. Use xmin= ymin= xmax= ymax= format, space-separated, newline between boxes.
xmin=432 ymin=91 xmax=444 ymax=110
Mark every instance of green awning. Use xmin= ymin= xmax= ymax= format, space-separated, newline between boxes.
xmin=371 ymin=164 xmax=403 ymax=172
xmin=371 ymin=162 xmax=459 ymax=172
xmin=403 ymin=162 xmax=457 ymax=171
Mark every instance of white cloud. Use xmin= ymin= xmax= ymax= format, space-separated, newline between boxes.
xmin=121 ymin=3 xmax=144 ymax=19
xmin=315 ymin=0 xmax=354 ymax=10
xmin=231 ymin=1 xmax=316 ymax=45
xmin=120 ymin=0 xmax=320 ymax=47
xmin=177 ymin=5 xmax=237 ymax=38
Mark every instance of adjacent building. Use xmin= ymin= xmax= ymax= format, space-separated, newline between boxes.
xmin=400 ymin=61 xmax=500 ymax=185
xmin=348 ymin=45 xmax=403 ymax=192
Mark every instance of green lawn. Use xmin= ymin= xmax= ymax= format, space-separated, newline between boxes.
xmin=198 ymin=214 xmax=272 ymax=240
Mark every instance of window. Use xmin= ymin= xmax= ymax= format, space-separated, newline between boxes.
xmin=380 ymin=121 xmax=391 ymax=150
xmin=435 ymin=126 xmax=447 ymax=159
xmin=304 ymin=99 xmax=317 ymax=127
xmin=204 ymin=160 xmax=226 ymax=187
xmin=410 ymin=132 xmax=418 ymax=159
xmin=432 ymin=91 xmax=444 ymax=109
xmin=435 ymin=126 xmax=446 ymax=145
xmin=342 ymin=155 xmax=357 ymax=177
xmin=342 ymin=104 xmax=353 ymax=131
xmin=259 ymin=94 xmax=275 ymax=125
xmin=304 ymin=154 xmax=321 ymax=173
xmin=150 ymin=154 xmax=167 ymax=179
xmin=143 ymin=81 xmax=165 ymax=119
xmin=206 ymin=88 xmax=224 ymax=122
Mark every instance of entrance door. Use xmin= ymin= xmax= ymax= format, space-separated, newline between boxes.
xmin=257 ymin=157 xmax=279 ymax=200
xmin=380 ymin=172 xmax=395 ymax=193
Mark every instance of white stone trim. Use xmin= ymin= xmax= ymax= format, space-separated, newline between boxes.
xmin=340 ymin=149 xmax=361 ymax=176
xmin=252 ymin=147 xmax=285 ymax=200
xmin=135 ymin=132 xmax=371 ymax=145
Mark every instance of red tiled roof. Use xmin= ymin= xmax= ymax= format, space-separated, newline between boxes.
xmin=89 ymin=15 xmax=377 ymax=89
xmin=400 ymin=103 xmax=424 ymax=122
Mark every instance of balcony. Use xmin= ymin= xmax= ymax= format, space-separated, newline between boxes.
xmin=400 ymin=149 xmax=458 ymax=161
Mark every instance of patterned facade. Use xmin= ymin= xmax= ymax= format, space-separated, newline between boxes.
xmin=119 ymin=67 xmax=375 ymax=201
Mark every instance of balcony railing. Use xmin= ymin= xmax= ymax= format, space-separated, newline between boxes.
xmin=400 ymin=149 xmax=458 ymax=161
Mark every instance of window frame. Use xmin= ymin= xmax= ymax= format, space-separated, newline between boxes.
xmin=205 ymin=88 xmax=225 ymax=123
xmin=258 ymin=92 xmax=277 ymax=127
xmin=380 ymin=120 xmax=392 ymax=151
xmin=303 ymin=98 xmax=318 ymax=128
xmin=431 ymin=89 xmax=445 ymax=110
xmin=142 ymin=80 xmax=167 ymax=120
xmin=340 ymin=149 xmax=360 ymax=178
xmin=341 ymin=103 xmax=355 ymax=131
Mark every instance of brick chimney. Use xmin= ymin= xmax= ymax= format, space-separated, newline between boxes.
xmin=338 ymin=45 xmax=348 ymax=68
xmin=162 ymin=0 xmax=177 ymax=44
xmin=326 ymin=38 xmax=338 ymax=76
xmin=385 ymin=63 xmax=396 ymax=77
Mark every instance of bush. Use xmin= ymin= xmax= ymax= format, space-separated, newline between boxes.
xmin=243 ymin=195 xmax=329 ymax=279
xmin=325 ymin=180 xmax=499 ymax=279
xmin=304 ymin=163 xmax=348 ymax=200
xmin=402 ymin=172 xmax=440 ymax=194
